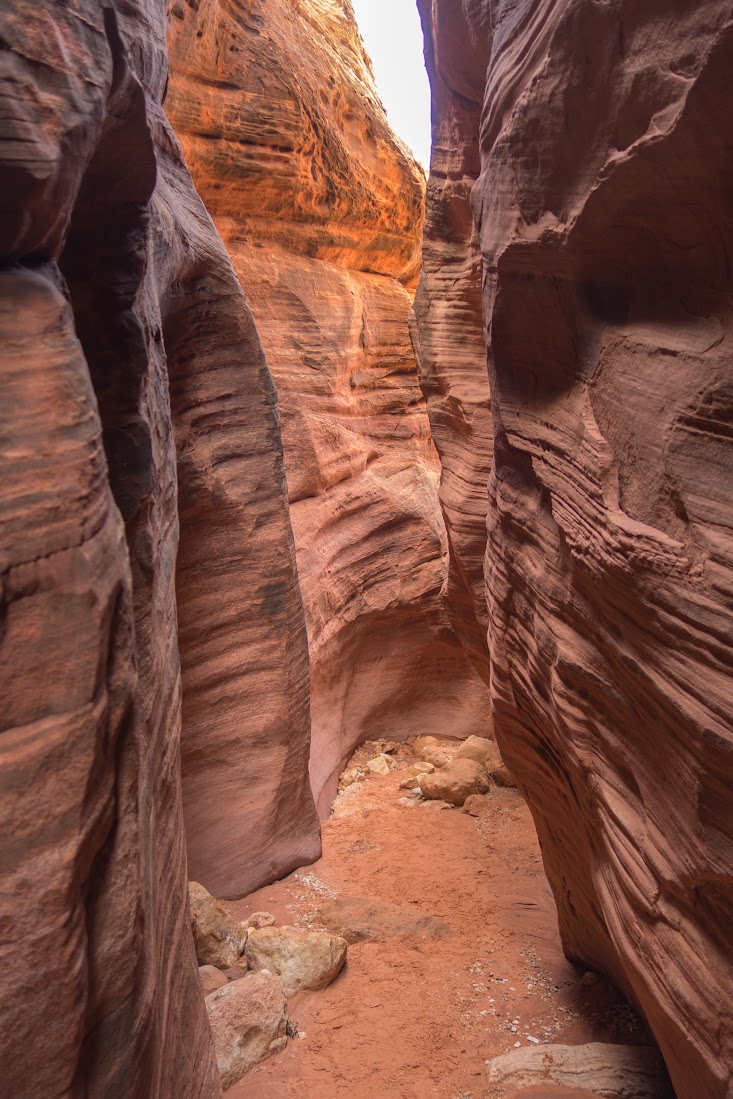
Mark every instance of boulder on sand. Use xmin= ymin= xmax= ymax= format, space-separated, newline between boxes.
xmin=418 ymin=758 xmax=490 ymax=806
xmin=189 ymin=881 xmax=248 ymax=968
xmin=206 ymin=972 xmax=288 ymax=1088
xmin=455 ymin=735 xmax=516 ymax=788
xmin=245 ymin=926 xmax=348 ymax=998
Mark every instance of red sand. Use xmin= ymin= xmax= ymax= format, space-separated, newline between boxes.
xmin=226 ymin=742 xmax=650 ymax=1098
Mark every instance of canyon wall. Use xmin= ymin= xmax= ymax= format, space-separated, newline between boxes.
xmin=419 ymin=2 xmax=733 ymax=1097
xmin=167 ymin=0 xmax=492 ymax=816
xmin=0 ymin=0 xmax=319 ymax=1089
xmin=412 ymin=0 xmax=493 ymax=683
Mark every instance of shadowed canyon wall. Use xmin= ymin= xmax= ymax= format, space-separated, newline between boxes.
xmin=0 ymin=0 xmax=320 ymax=1088
xmin=412 ymin=0 xmax=493 ymax=684
xmin=418 ymin=2 xmax=733 ymax=1096
xmin=167 ymin=0 xmax=492 ymax=816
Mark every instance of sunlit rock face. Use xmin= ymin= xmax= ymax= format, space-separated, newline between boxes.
xmin=419 ymin=2 xmax=733 ymax=1096
xmin=167 ymin=0 xmax=492 ymax=816
xmin=0 ymin=0 xmax=317 ymax=1088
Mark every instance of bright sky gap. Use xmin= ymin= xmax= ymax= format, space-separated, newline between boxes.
xmin=350 ymin=0 xmax=432 ymax=169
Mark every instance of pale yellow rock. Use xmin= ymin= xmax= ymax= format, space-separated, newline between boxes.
xmin=245 ymin=926 xmax=348 ymax=998
xmin=419 ymin=759 xmax=491 ymax=807
xmin=409 ymin=761 xmax=435 ymax=777
xmin=413 ymin=736 xmax=441 ymax=756
xmin=245 ymin=912 xmax=276 ymax=930
xmin=189 ymin=881 xmax=248 ymax=968
xmin=420 ymin=747 xmax=454 ymax=769
xmin=366 ymin=754 xmax=392 ymax=776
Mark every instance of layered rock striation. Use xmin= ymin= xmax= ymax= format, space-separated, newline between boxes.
xmin=419 ymin=2 xmax=733 ymax=1096
xmin=0 ymin=0 xmax=318 ymax=1089
xmin=412 ymin=0 xmax=494 ymax=683
xmin=167 ymin=0 xmax=492 ymax=816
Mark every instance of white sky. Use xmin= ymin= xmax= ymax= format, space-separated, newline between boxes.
xmin=350 ymin=0 xmax=432 ymax=168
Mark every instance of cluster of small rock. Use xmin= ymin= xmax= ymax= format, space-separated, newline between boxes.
xmin=188 ymin=882 xmax=348 ymax=1088
xmin=340 ymin=734 xmax=516 ymax=810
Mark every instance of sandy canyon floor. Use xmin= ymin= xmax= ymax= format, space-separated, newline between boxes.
xmin=226 ymin=740 xmax=652 ymax=1099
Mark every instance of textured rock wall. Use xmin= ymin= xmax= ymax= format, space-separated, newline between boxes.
xmin=0 ymin=0 xmax=317 ymax=1090
xmin=419 ymin=2 xmax=733 ymax=1097
xmin=167 ymin=0 xmax=492 ymax=816
xmin=412 ymin=0 xmax=493 ymax=683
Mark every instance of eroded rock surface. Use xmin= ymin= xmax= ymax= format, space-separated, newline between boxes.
xmin=418 ymin=2 xmax=733 ymax=1096
xmin=189 ymin=881 xmax=249 ymax=969
xmin=412 ymin=0 xmax=494 ymax=682
xmin=167 ymin=0 xmax=492 ymax=816
xmin=485 ymin=1042 xmax=673 ymax=1099
xmin=0 ymin=0 xmax=316 ymax=1089
xmin=245 ymin=926 xmax=347 ymax=998
xmin=206 ymin=972 xmax=288 ymax=1089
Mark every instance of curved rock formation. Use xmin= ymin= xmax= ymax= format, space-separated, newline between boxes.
xmin=0 ymin=0 xmax=318 ymax=1088
xmin=167 ymin=0 xmax=492 ymax=816
xmin=418 ymin=2 xmax=733 ymax=1096
xmin=412 ymin=0 xmax=494 ymax=683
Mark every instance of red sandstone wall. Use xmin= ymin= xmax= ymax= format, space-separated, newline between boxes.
xmin=419 ymin=2 xmax=733 ymax=1096
xmin=0 ymin=0 xmax=317 ymax=1088
xmin=167 ymin=0 xmax=493 ymax=817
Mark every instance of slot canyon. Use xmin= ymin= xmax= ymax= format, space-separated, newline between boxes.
xmin=0 ymin=0 xmax=731 ymax=1097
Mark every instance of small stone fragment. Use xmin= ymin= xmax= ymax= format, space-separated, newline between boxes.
xmin=463 ymin=793 xmax=490 ymax=817
xmin=366 ymin=754 xmax=392 ymax=775
xmin=199 ymin=965 xmax=228 ymax=996
xmin=245 ymin=912 xmax=277 ymax=930
xmin=245 ymin=926 xmax=348 ymax=998
xmin=399 ymin=776 xmax=420 ymax=790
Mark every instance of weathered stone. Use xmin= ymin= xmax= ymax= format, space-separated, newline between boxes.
xmin=189 ymin=882 xmax=248 ymax=969
xmin=317 ymin=896 xmax=452 ymax=944
xmin=206 ymin=972 xmax=288 ymax=1089
xmin=413 ymin=736 xmax=441 ymax=757
xmin=419 ymin=759 xmax=491 ymax=806
xmin=485 ymin=1042 xmax=674 ymax=1099
xmin=420 ymin=748 xmax=455 ymax=769
xmin=199 ymin=966 xmax=228 ymax=997
xmin=245 ymin=926 xmax=348 ymax=998
xmin=456 ymin=736 xmax=516 ymax=788
xmin=245 ymin=913 xmax=277 ymax=931
xmin=366 ymin=754 xmax=393 ymax=776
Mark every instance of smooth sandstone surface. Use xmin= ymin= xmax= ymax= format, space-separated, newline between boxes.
xmin=412 ymin=0 xmax=494 ymax=683
xmin=0 ymin=1 xmax=221 ymax=1093
xmin=0 ymin=0 xmax=320 ymax=1089
xmin=167 ymin=0 xmax=492 ymax=817
xmin=419 ymin=2 xmax=733 ymax=1096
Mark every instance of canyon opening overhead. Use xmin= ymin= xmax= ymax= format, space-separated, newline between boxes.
xmin=0 ymin=1 xmax=731 ymax=1098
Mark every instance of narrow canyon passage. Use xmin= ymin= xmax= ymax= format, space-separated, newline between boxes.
xmin=1 ymin=0 xmax=732 ymax=1096
xmin=224 ymin=739 xmax=659 ymax=1099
